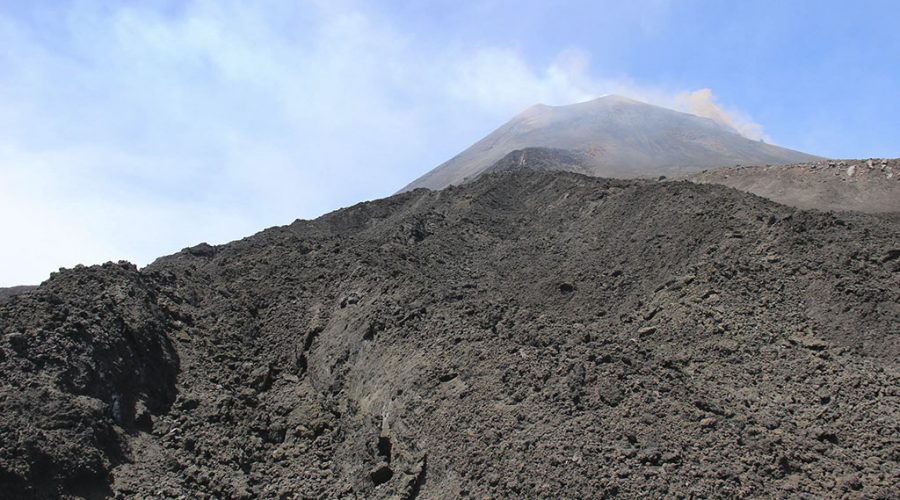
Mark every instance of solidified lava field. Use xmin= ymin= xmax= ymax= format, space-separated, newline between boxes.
xmin=1 ymin=171 xmax=898 ymax=498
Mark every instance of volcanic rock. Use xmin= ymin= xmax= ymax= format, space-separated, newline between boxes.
xmin=1 ymin=170 xmax=898 ymax=498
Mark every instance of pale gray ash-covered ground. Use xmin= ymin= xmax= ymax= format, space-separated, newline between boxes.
xmin=1 ymin=170 xmax=898 ymax=498
xmin=690 ymin=158 xmax=900 ymax=215
xmin=0 ymin=286 xmax=35 ymax=301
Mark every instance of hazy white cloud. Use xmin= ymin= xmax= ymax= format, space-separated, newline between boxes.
xmin=0 ymin=1 xmax=428 ymax=285
xmin=0 ymin=143 xmax=258 ymax=279
xmin=446 ymin=48 xmax=598 ymax=113
xmin=0 ymin=0 xmax=769 ymax=285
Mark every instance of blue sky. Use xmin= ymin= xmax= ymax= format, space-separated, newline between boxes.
xmin=1 ymin=0 xmax=898 ymax=285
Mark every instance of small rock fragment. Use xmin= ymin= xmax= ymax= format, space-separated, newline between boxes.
xmin=700 ymin=417 xmax=717 ymax=428
xmin=637 ymin=326 xmax=657 ymax=337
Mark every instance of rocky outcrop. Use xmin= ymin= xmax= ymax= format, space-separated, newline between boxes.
xmin=0 ymin=263 xmax=178 ymax=497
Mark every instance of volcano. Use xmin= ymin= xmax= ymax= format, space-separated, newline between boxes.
xmin=401 ymin=95 xmax=820 ymax=191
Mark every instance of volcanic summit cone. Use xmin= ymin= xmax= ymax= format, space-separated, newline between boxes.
xmin=401 ymin=95 xmax=820 ymax=191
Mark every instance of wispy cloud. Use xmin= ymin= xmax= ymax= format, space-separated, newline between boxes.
xmin=445 ymin=47 xmax=765 ymax=138
xmin=0 ymin=1 xmax=768 ymax=285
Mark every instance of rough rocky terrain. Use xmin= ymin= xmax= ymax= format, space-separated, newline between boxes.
xmin=401 ymin=95 xmax=820 ymax=191
xmin=1 ymin=170 xmax=898 ymax=498
xmin=690 ymin=158 xmax=900 ymax=215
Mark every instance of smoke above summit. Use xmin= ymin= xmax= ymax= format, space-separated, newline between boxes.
xmin=449 ymin=48 xmax=765 ymax=140
xmin=676 ymin=89 xmax=765 ymax=140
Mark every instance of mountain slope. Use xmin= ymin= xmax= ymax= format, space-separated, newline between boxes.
xmin=401 ymin=95 xmax=821 ymax=191
xmin=690 ymin=158 xmax=900 ymax=214
xmin=0 ymin=286 xmax=35 ymax=302
xmin=1 ymin=171 xmax=898 ymax=498
xmin=486 ymin=148 xmax=900 ymax=214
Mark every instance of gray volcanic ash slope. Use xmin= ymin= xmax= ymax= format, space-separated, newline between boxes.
xmin=401 ymin=95 xmax=820 ymax=191
xmin=690 ymin=158 xmax=900 ymax=215
xmin=0 ymin=286 xmax=36 ymax=302
xmin=487 ymin=148 xmax=900 ymax=215
xmin=1 ymin=171 xmax=899 ymax=498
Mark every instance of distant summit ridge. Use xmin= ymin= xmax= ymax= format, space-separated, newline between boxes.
xmin=401 ymin=95 xmax=820 ymax=191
